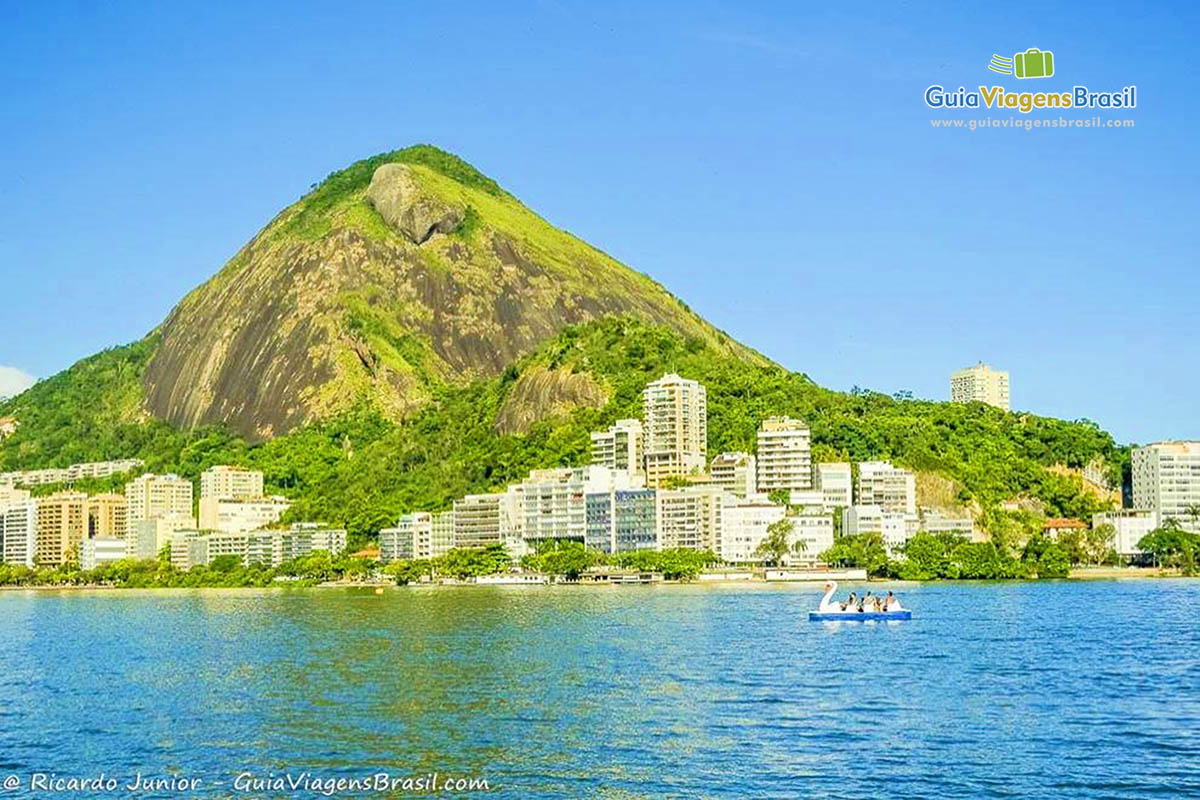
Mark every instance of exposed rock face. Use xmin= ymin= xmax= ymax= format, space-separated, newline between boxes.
xmin=366 ymin=164 xmax=464 ymax=244
xmin=495 ymin=367 xmax=608 ymax=435
xmin=140 ymin=147 xmax=753 ymax=441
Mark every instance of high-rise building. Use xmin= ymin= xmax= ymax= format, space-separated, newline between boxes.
xmin=585 ymin=489 xmax=657 ymax=554
xmin=815 ymin=462 xmax=853 ymax=509
xmin=452 ymin=493 xmax=506 ymax=549
xmin=856 ymin=461 xmax=917 ymax=515
xmin=643 ymin=374 xmax=707 ymax=486
xmin=86 ymin=494 xmax=128 ymax=539
xmin=710 ymin=452 xmax=757 ymax=498
xmin=655 ymin=485 xmax=724 ymax=552
xmin=0 ymin=498 xmax=37 ymax=567
xmin=125 ymin=474 xmax=193 ymax=526
xmin=35 ymin=491 xmax=89 ymax=566
xmin=199 ymin=466 xmax=266 ymax=528
xmin=756 ymin=417 xmax=812 ymax=494
xmin=431 ymin=510 xmax=455 ymax=558
xmin=380 ymin=512 xmax=433 ymax=562
xmin=950 ymin=362 xmax=1010 ymax=411
xmin=590 ymin=419 xmax=645 ymax=485
xmin=1132 ymin=442 xmax=1200 ymax=532
xmin=516 ymin=466 xmax=628 ymax=550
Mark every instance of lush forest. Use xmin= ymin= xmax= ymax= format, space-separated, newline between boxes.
xmin=0 ymin=317 xmax=1126 ymax=538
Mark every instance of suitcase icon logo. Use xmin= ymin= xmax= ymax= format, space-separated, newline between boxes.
xmin=988 ymin=48 xmax=1055 ymax=79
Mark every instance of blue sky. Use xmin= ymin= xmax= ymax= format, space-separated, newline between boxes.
xmin=0 ymin=1 xmax=1195 ymax=443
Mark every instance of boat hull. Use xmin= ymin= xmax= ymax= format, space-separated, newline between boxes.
xmin=809 ymin=610 xmax=912 ymax=621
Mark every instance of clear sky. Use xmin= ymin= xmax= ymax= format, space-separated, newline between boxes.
xmin=0 ymin=1 xmax=1195 ymax=443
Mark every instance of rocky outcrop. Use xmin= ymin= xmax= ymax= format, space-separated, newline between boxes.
xmin=494 ymin=367 xmax=607 ymax=435
xmin=366 ymin=164 xmax=464 ymax=244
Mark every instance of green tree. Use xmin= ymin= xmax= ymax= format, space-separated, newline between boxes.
xmin=754 ymin=517 xmax=795 ymax=566
xmin=1138 ymin=520 xmax=1200 ymax=573
xmin=820 ymin=532 xmax=890 ymax=577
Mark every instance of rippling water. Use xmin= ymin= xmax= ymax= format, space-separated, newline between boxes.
xmin=1 ymin=580 xmax=1198 ymax=798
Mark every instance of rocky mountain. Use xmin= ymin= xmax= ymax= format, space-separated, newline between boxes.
xmin=0 ymin=146 xmax=1126 ymax=536
xmin=141 ymin=146 xmax=755 ymax=441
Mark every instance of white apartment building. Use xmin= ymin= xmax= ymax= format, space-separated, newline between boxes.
xmin=169 ymin=530 xmax=207 ymax=571
xmin=278 ymin=523 xmax=347 ymax=562
xmin=1093 ymin=509 xmax=1159 ymax=558
xmin=80 ymin=537 xmax=127 ymax=571
xmin=432 ymin=510 xmax=455 ymax=558
xmin=590 ymin=419 xmax=645 ymax=485
xmin=719 ymin=497 xmax=786 ymax=563
xmin=200 ymin=496 xmax=291 ymax=534
xmin=127 ymin=512 xmax=196 ymax=559
xmin=1132 ymin=442 xmax=1200 ymax=532
xmin=0 ymin=498 xmax=37 ymax=567
xmin=950 ymin=362 xmax=1010 ymax=411
xmin=845 ymin=504 xmax=918 ymax=553
xmin=710 ymin=452 xmax=756 ymax=498
xmin=125 ymin=473 xmax=193 ymax=525
xmin=195 ymin=530 xmax=278 ymax=568
xmin=453 ymin=493 xmax=506 ymax=549
xmin=756 ymin=417 xmax=812 ymax=493
xmin=381 ymin=512 xmax=433 ymax=562
xmin=643 ymin=374 xmax=707 ymax=486
xmin=515 ymin=466 xmax=628 ymax=551
xmin=788 ymin=512 xmax=835 ymax=567
xmin=200 ymin=465 xmax=264 ymax=502
xmin=856 ymin=461 xmax=917 ymax=515
xmin=919 ymin=509 xmax=976 ymax=538
xmin=0 ymin=458 xmax=143 ymax=488
xmin=656 ymin=485 xmax=724 ymax=552
xmin=815 ymin=462 xmax=853 ymax=509
xmin=173 ymin=523 xmax=344 ymax=570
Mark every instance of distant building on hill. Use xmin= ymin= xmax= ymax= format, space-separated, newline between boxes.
xmin=951 ymin=362 xmax=1010 ymax=411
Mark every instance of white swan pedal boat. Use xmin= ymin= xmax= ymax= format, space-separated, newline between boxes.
xmin=809 ymin=581 xmax=912 ymax=621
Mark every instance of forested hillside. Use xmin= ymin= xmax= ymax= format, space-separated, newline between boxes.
xmin=0 ymin=317 xmax=1124 ymax=536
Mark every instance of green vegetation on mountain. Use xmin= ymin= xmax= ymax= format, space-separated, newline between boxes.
xmin=0 ymin=145 xmax=1129 ymax=546
xmin=1 ymin=317 xmax=1124 ymax=539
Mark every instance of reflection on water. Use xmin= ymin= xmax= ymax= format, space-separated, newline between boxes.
xmin=1 ymin=581 xmax=1198 ymax=798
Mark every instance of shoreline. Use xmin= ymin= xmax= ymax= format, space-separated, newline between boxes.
xmin=0 ymin=567 xmax=1187 ymax=592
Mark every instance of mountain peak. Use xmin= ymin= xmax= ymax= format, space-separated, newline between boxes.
xmin=139 ymin=146 xmax=751 ymax=440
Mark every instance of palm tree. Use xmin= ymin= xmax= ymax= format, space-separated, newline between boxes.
xmin=1186 ymin=503 xmax=1200 ymax=530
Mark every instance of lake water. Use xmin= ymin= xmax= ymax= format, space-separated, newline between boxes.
xmin=1 ymin=580 xmax=1198 ymax=798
